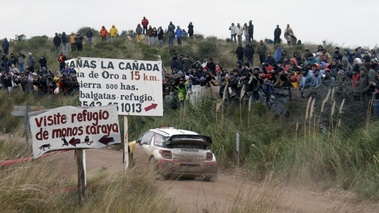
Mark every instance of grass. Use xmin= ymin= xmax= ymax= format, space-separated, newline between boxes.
xmin=0 ymin=152 xmax=179 ymax=213
xmin=2 ymin=33 xmax=379 ymax=211
xmin=2 ymin=91 xmax=379 ymax=211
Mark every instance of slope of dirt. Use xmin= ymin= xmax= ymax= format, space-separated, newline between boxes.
xmin=2 ymin=137 xmax=379 ymax=213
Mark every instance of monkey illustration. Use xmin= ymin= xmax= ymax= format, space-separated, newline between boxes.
xmin=39 ymin=144 xmax=51 ymax=151
xmin=61 ymin=137 xmax=69 ymax=146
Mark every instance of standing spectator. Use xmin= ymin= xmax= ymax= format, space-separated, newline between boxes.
xmin=206 ymin=58 xmax=216 ymax=75
xmin=229 ymin=23 xmax=237 ymax=42
xmin=157 ymin=26 xmax=164 ymax=45
xmin=61 ymin=32 xmax=69 ymax=55
xmin=75 ymin=34 xmax=84 ymax=51
xmin=284 ymin=24 xmax=295 ymax=45
xmin=1 ymin=55 xmax=10 ymax=73
xmin=242 ymin=23 xmax=248 ymax=42
xmin=58 ymin=52 xmax=67 ymax=71
xmin=136 ymin=24 xmax=143 ymax=42
xmin=109 ymin=25 xmax=118 ymax=43
xmin=188 ymin=22 xmax=194 ymax=39
xmin=2 ymin=38 xmax=9 ymax=55
xmin=167 ymin=21 xmax=175 ymax=46
xmin=257 ymin=40 xmax=268 ymax=64
xmin=152 ymin=27 xmax=158 ymax=45
xmin=69 ymin=32 xmax=76 ymax=52
xmin=244 ymin=42 xmax=255 ymax=67
xmin=236 ymin=42 xmax=244 ymax=64
xmin=147 ymin=26 xmax=154 ymax=45
xmin=141 ymin=16 xmax=149 ymax=34
xmin=248 ymin=20 xmax=254 ymax=42
xmin=53 ymin=33 xmax=61 ymax=53
xmin=39 ymin=56 xmax=47 ymax=71
xmin=17 ymin=52 xmax=25 ymax=73
xmin=9 ymin=53 xmax=16 ymax=67
xmin=182 ymin=53 xmax=193 ymax=73
xmin=100 ymin=26 xmax=108 ymax=42
xmin=86 ymin=29 xmax=94 ymax=46
xmin=170 ymin=53 xmax=179 ymax=73
xmin=174 ymin=78 xmax=187 ymax=108
xmin=1 ymin=71 xmax=13 ymax=93
xmin=27 ymin=53 xmax=36 ymax=73
xmin=274 ymin=25 xmax=281 ymax=44
xmin=175 ymin=26 xmax=183 ymax=46
xmin=26 ymin=69 xmax=36 ymax=93
xmin=236 ymin=23 xmax=243 ymax=44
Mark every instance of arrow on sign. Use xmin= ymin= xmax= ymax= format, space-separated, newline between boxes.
xmin=69 ymin=137 xmax=81 ymax=147
xmin=144 ymin=103 xmax=158 ymax=112
xmin=98 ymin=135 xmax=114 ymax=145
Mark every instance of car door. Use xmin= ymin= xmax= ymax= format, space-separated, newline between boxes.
xmin=139 ymin=131 xmax=155 ymax=156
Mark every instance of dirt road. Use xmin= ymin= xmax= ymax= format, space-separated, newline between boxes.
xmin=39 ymin=146 xmax=379 ymax=213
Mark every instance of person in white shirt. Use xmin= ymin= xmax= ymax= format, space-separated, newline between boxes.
xmin=229 ymin=23 xmax=237 ymax=42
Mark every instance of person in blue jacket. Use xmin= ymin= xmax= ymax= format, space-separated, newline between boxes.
xmin=2 ymin=38 xmax=9 ymax=55
xmin=175 ymin=26 xmax=183 ymax=46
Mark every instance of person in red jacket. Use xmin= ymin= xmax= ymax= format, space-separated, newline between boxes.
xmin=100 ymin=26 xmax=108 ymax=42
xmin=141 ymin=16 xmax=149 ymax=34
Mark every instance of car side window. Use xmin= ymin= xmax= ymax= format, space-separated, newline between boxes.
xmin=140 ymin=131 xmax=154 ymax=145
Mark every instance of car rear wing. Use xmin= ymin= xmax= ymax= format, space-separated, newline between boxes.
xmin=165 ymin=134 xmax=212 ymax=146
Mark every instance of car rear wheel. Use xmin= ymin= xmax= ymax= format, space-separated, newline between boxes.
xmin=204 ymin=174 xmax=217 ymax=182
xmin=149 ymin=157 xmax=164 ymax=180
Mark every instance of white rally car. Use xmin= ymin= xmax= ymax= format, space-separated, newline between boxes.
xmin=133 ymin=127 xmax=217 ymax=181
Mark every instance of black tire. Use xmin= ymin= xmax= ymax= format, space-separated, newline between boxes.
xmin=149 ymin=157 xmax=162 ymax=180
xmin=204 ymin=174 xmax=217 ymax=182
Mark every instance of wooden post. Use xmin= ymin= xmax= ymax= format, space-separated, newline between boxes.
xmin=76 ymin=149 xmax=86 ymax=205
xmin=123 ymin=115 xmax=129 ymax=170
xmin=236 ymin=133 xmax=240 ymax=168
xmin=25 ymin=105 xmax=30 ymax=144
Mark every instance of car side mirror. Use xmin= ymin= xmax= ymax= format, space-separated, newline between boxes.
xmin=136 ymin=139 xmax=142 ymax=145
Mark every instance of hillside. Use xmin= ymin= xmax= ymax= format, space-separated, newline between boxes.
xmin=1 ymin=33 xmax=379 ymax=212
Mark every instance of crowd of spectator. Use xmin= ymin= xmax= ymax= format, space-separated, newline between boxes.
xmin=163 ymin=45 xmax=379 ymax=117
xmin=135 ymin=17 xmax=194 ymax=46
xmin=1 ymin=18 xmax=379 ymax=118
xmin=0 ymin=50 xmax=78 ymax=95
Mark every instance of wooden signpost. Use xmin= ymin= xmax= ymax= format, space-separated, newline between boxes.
xmin=29 ymin=105 xmax=121 ymax=204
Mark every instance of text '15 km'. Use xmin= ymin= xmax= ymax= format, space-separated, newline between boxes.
xmin=130 ymin=71 xmax=159 ymax=81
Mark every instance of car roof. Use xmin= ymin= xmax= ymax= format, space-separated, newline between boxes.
xmin=151 ymin=127 xmax=199 ymax=136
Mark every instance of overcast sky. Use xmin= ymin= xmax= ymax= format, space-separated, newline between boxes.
xmin=2 ymin=0 xmax=378 ymax=49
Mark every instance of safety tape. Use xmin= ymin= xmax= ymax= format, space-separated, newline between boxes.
xmin=1 ymin=150 xmax=105 ymax=194
xmin=0 ymin=150 xmax=70 ymax=167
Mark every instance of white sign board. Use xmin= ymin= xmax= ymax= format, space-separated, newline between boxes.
xmin=30 ymin=105 xmax=121 ymax=158
xmin=66 ymin=57 xmax=163 ymax=116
